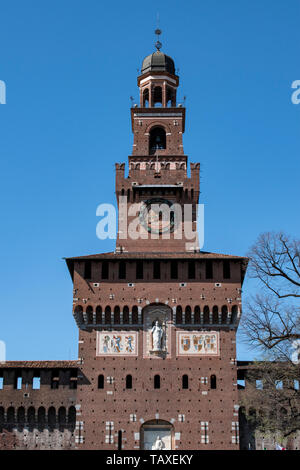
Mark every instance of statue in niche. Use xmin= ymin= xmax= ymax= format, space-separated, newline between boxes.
xmin=151 ymin=320 xmax=165 ymax=351
xmin=153 ymin=435 xmax=164 ymax=450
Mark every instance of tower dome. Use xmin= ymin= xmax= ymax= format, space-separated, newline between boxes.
xmin=141 ymin=50 xmax=175 ymax=75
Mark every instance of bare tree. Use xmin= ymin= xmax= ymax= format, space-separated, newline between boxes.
xmin=240 ymin=232 xmax=300 ymax=444
xmin=242 ymin=231 xmax=300 ymax=360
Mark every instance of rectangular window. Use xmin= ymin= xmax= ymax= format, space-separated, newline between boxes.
xmin=205 ymin=260 xmax=213 ymax=279
xmin=69 ymin=370 xmax=78 ymax=389
xmin=275 ymin=380 xmax=283 ymax=389
xmin=170 ymin=261 xmax=178 ymax=279
xmin=294 ymin=380 xmax=299 ymax=390
xmin=119 ymin=262 xmax=126 ymax=279
xmin=256 ymin=379 xmax=263 ymax=389
xmin=16 ymin=376 xmax=22 ymax=390
xmin=14 ymin=373 xmax=22 ymax=389
xmin=188 ymin=261 xmax=195 ymax=279
xmin=136 ymin=261 xmax=143 ymax=279
xmin=153 ymin=261 xmax=160 ymax=279
xmin=237 ymin=379 xmax=245 ymax=389
xmin=84 ymin=261 xmax=92 ymax=279
xmin=51 ymin=371 xmax=59 ymax=389
xmin=0 ymin=377 xmax=3 ymax=389
xmin=223 ymin=260 xmax=231 ymax=279
xmin=102 ymin=261 xmax=109 ymax=279
xmin=32 ymin=377 xmax=41 ymax=389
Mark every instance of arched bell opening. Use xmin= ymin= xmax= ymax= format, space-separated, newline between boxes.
xmin=153 ymin=86 xmax=162 ymax=107
xmin=149 ymin=126 xmax=166 ymax=155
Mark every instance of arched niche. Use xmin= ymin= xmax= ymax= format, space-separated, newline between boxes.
xmin=140 ymin=419 xmax=174 ymax=450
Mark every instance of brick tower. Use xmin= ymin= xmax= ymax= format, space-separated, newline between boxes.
xmin=65 ymin=34 xmax=248 ymax=450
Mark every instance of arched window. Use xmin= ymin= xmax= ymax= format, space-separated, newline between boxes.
xmin=68 ymin=406 xmax=76 ymax=425
xmin=48 ymin=407 xmax=56 ymax=426
xmin=176 ymin=306 xmax=182 ymax=324
xmin=149 ymin=127 xmax=166 ymax=155
xmin=7 ymin=407 xmax=15 ymax=424
xmin=166 ymin=87 xmax=176 ymax=107
xmin=123 ymin=306 xmax=129 ymax=324
xmin=143 ymin=88 xmax=149 ymax=107
xmin=132 ymin=306 xmax=138 ymax=324
xmin=74 ymin=305 xmax=84 ymax=324
xmin=17 ymin=407 xmax=25 ymax=424
xmin=212 ymin=306 xmax=219 ymax=324
xmin=154 ymin=375 xmax=161 ymax=389
xmin=153 ymin=86 xmax=162 ymax=107
xmin=221 ymin=305 xmax=228 ymax=324
xmin=58 ymin=407 xmax=66 ymax=425
xmin=114 ymin=306 xmax=120 ymax=324
xmin=86 ymin=305 xmax=93 ymax=324
xmin=231 ymin=305 xmax=238 ymax=324
xmin=203 ymin=306 xmax=210 ymax=324
xmin=185 ymin=306 xmax=192 ymax=324
xmin=194 ymin=306 xmax=201 ymax=324
xmin=27 ymin=407 xmax=35 ymax=426
xmin=37 ymin=407 xmax=46 ymax=426
xmin=104 ymin=306 xmax=111 ymax=324
xmin=98 ymin=374 xmax=104 ymax=389
xmin=126 ymin=375 xmax=132 ymax=389
xmin=96 ymin=305 xmax=102 ymax=324
xmin=210 ymin=374 xmax=217 ymax=389
xmin=182 ymin=374 xmax=189 ymax=389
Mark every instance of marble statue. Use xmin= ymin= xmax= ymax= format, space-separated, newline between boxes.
xmin=153 ymin=435 xmax=164 ymax=450
xmin=151 ymin=320 xmax=164 ymax=351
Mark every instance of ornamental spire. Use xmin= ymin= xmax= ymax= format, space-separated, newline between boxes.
xmin=155 ymin=28 xmax=162 ymax=51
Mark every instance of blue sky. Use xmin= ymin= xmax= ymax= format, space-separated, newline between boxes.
xmin=0 ymin=0 xmax=299 ymax=360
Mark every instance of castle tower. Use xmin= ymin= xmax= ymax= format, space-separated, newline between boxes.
xmin=66 ymin=33 xmax=248 ymax=450
xmin=116 ymin=33 xmax=199 ymax=253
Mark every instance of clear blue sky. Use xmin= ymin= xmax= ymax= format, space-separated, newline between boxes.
xmin=0 ymin=0 xmax=299 ymax=361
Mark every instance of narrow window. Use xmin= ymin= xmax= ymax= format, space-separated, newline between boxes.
xmin=210 ymin=374 xmax=216 ymax=389
xmin=153 ymin=261 xmax=161 ymax=279
xmin=237 ymin=379 xmax=245 ymax=389
xmin=69 ymin=369 xmax=77 ymax=390
xmin=102 ymin=261 xmax=109 ymax=279
xmin=0 ymin=376 xmax=3 ymax=389
xmin=154 ymin=375 xmax=160 ymax=389
xmin=223 ymin=260 xmax=231 ymax=279
xmin=51 ymin=370 xmax=59 ymax=389
xmin=84 ymin=261 xmax=92 ymax=279
xmin=182 ymin=375 xmax=189 ymax=389
xmin=205 ymin=260 xmax=213 ymax=279
xmin=126 ymin=375 xmax=132 ymax=389
xmin=118 ymin=430 xmax=122 ymax=451
xmin=170 ymin=261 xmax=178 ymax=279
xmin=119 ymin=261 xmax=126 ymax=279
xmin=98 ymin=374 xmax=104 ymax=389
xmin=32 ymin=376 xmax=41 ymax=390
xmin=14 ymin=373 xmax=22 ymax=390
xmin=188 ymin=261 xmax=195 ymax=279
xmin=256 ymin=379 xmax=263 ymax=390
xmin=136 ymin=261 xmax=143 ymax=279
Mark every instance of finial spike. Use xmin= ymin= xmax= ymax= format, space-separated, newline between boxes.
xmin=154 ymin=28 xmax=162 ymax=51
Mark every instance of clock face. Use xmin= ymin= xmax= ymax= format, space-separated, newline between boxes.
xmin=139 ymin=198 xmax=175 ymax=234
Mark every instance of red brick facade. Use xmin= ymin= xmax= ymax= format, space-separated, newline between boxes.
xmin=0 ymin=44 xmax=250 ymax=450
